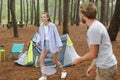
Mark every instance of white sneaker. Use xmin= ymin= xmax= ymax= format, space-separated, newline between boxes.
xmin=61 ymin=70 xmax=67 ymax=78
xmin=38 ymin=76 xmax=47 ymax=80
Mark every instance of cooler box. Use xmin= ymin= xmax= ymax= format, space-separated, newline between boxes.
xmin=0 ymin=49 xmax=5 ymax=61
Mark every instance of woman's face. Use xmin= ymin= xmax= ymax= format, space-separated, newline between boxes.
xmin=41 ymin=14 xmax=49 ymax=23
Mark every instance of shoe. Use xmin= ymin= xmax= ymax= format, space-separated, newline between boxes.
xmin=61 ymin=70 xmax=67 ymax=78
xmin=38 ymin=76 xmax=47 ymax=80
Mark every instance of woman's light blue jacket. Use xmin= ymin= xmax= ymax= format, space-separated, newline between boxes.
xmin=39 ymin=22 xmax=63 ymax=53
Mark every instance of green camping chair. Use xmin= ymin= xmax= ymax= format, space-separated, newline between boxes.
xmin=8 ymin=43 xmax=24 ymax=60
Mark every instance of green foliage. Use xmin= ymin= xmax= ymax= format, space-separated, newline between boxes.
xmin=1 ymin=0 xmax=56 ymax=24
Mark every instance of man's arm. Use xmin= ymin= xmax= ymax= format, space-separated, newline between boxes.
xmin=72 ymin=45 xmax=99 ymax=65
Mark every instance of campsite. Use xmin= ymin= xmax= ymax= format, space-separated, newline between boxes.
xmin=0 ymin=0 xmax=120 ymax=80
xmin=0 ymin=24 xmax=120 ymax=80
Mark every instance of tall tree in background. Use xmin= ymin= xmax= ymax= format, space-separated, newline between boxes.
xmin=44 ymin=0 xmax=48 ymax=13
xmin=33 ymin=0 xmax=37 ymax=25
xmin=63 ymin=0 xmax=70 ymax=34
xmin=108 ymin=0 xmax=120 ymax=41
xmin=20 ymin=0 xmax=23 ymax=24
xmin=53 ymin=0 xmax=57 ymax=23
xmin=111 ymin=0 xmax=114 ymax=19
xmin=30 ymin=0 xmax=33 ymax=24
xmin=70 ymin=0 xmax=74 ymax=25
xmin=36 ymin=0 xmax=40 ymax=26
xmin=0 ymin=0 xmax=3 ymax=24
xmin=82 ymin=0 xmax=85 ymax=3
xmin=89 ymin=0 xmax=94 ymax=3
xmin=95 ymin=0 xmax=100 ymax=20
xmin=73 ymin=0 xmax=77 ymax=24
xmin=58 ymin=0 xmax=62 ymax=25
xmin=106 ymin=0 xmax=109 ymax=26
xmin=8 ymin=0 xmax=11 ymax=23
xmin=100 ymin=0 xmax=106 ymax=25
xmin=23 ymin=0 xmax=26 ymax=23
xmin=75 ymin=0 xmax=80 ymax=25
xmin=10 ymin=0 xmax=18 ymax=37
xmin=26 ymin=0 xmax=29 ymax=24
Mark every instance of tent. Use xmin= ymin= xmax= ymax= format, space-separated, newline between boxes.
xmin=15 ymin=32 xmax=80 ymax=67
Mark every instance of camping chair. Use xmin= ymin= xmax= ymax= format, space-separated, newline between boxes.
xmin=8 ymin=43 xmax=24 ymax=60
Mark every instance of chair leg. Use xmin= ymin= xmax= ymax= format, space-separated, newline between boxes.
xmin=8 ymin=54 xmax=13 ymax=61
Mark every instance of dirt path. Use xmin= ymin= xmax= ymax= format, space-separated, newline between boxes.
xmin=0 ymin=24 xmax=120 ymax=80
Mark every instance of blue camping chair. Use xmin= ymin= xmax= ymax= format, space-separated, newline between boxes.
xmin=8 ymin=43 xmax=24 ymax=60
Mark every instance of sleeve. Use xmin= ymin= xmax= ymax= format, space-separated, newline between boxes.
xmin=38 ymin=24 xmax=43 ymax=43
xmin=53 ymin=24 xmax=63 ymax=47
xmin=88 ymin=28 xmax=102 ymax=45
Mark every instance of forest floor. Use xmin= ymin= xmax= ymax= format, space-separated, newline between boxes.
xmin=0 ymin=24 xmax=120 ymax=80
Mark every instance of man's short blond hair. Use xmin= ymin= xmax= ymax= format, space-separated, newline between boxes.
xmin=80 ymin=2 xmax=97 ymax=19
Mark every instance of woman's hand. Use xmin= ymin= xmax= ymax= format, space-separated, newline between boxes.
xmin=35 ymin=42 xmax=38 ymax=46
xmin=59 ymin=47 xmax=62 ymax=52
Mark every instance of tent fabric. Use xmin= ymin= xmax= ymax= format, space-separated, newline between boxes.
xmin=67 ymin=35 xmax=73 ymax=46
xmin=16 ymin=51 xmax=27 ymax=65
xmin=25 ymin=41 xmax=33 ymax=65
xmin=15 ymin=32 xmax=80 ymax=67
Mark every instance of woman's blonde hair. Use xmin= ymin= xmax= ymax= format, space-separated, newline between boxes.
xmin=42 ymin=12 xmax=51 ymax=22
xmin=80 ymin=2 xmax=97 ymax=19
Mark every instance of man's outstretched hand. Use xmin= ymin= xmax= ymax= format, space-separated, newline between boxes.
xmin=72 ymin=57 xmax=82 ymax=66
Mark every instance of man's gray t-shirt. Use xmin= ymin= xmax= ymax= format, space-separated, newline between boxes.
xmin=87 ymin=20 xmax=117 ymax=69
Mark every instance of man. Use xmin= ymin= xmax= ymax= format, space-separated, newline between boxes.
xmin=72 ymin=2 xmax=117 ymax=80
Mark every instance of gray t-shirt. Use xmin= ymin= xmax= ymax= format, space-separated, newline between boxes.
xmin=87 ymin=20 xmax=117 ymax=69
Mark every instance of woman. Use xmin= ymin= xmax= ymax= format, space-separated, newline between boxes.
xmin=38 ymin=12 xmax=67 ymax=80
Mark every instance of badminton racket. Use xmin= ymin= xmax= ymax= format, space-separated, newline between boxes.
xmin=58 ymin=63 xmax=73 ymax=68
xmin=41 ymin=63 xmax=73 ymax=75
xmin=41 ymin=67 xmax=57 ymax=76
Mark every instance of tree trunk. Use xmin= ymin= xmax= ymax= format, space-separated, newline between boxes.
xmin=82 ymin=0 xmax=85 ymax=3
xmin=63 ymin=0 xmax=70 ymax=34
xmin=89 ymin=0 xmax=94 ymax=3
xmin=0 ymin=0 xmax=3 ymax=24
xmin=20 ymin=0 xmax=23 ymax=24
xmin=30 ymin=0 xmax=33 ymax=24
xmin=53 ymin=0 xmax=57 ymax=23
xmin=10 ymin=0 xmax=18 ymax=37
xmin=100 ymin=0 xmax=106 ymax=25
xmin=76 ymin=0 xmax=80 ymax=25
xmin=23 ymin=0 xmax=25 ymax=24
xmin=36 ymin=0 xmax=40 ymax=26
xmin=95 ymin=0 xmax=99 ymax=20
xmin=58 ymin=0 xmax=62 ymax=25
xmin=70 ymin=0 xmax=74 ymax=25
xmin=106 ymin=0 xmax=109 ymax=26
xmin=111 ymin=0 xmax=114 ymax=19
xmin=73 ymin=0 xmax=77 ymax=24
xmin=8 ymin=0 xmax=11 ymax=23
xmin=44 ymin=0 xmax=49 ymax=13
xmin=33 ymin=0 xmax=37 ymax=25
xmin=26 ymin=0 xmax=29 ymax=24
xmin=108 ymin=0 xmax=120 ymax=41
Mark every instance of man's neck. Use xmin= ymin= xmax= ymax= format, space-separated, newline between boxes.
xmin=86 ymin=19 xmax=95 ymax=27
